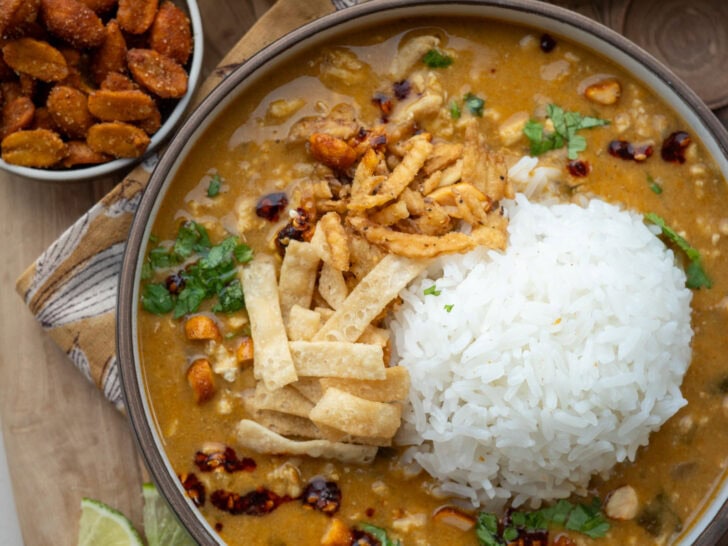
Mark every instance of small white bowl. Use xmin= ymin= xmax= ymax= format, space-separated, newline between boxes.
xmin=0 ymin=0 xmax=203 ymax=182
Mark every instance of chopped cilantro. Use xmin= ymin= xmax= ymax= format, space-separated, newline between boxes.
xmin=444 ymin=303 xmax=454 ymax=312
xmin=424 ymin=285 xmax=441 ymax=296
xmin=524 ymin=104 xmax=609 ymax=159
xmin=476 ymin=498 xmax=610 ymax=545
xmin=207 ymin=174 xmax=222 ymax=197
xmin=357 ymin=524 xmax=402 ymax=546
xmin=141 ymin=283 xmax=175 ymax=315
xmin=450 ymin=100 xmax=461 ymax=120
xmin=647 ymin=174 xmax=663 ymax=194
xmin=422 ymin=49 xmax=453 ymax=68
xmin=645 ymin=212 xmax=712 ymax=289
xmin=140 ymin=222 xmax=255 ymax=317
xmin=464 ymin=92 xmax=485 ymax=117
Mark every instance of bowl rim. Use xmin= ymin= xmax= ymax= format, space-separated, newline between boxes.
xmin=0 ymin=0 xmax=204 ymax=182
xmin=118 ymin=1 xmax=728 ymax=544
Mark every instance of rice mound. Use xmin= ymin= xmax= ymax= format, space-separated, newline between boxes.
xmin=390 ymin=194 xmax=693 ymax=508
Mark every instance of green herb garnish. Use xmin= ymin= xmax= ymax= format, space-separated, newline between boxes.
xmin=450 ymin=100 xmax=461 ymax=120
xmin=645 ymin=212 xmax=712 ymax=289
xmin=140 ymin=221 xmax=254 ymax=318
xmin=357 ymin=524 xmax=402 ymax=546
xmin=464 ymin=92 xmax=485 ymax=117
xmin=207 ymin=174 xmax=222 ymax=197
xmin=422 ymin=49 xmax=453 ymax=68
xmin=424 ymin=285 xmax=441 ymax=296
xmin=475 ymin=498 xmax=610 ymax=545
xmin=524 ymin=104 xmax=609 ymax=159
xmin=444 ymin=303 xmax=454 ymax=312
xmin=647 ymin=174 xmax=663 ymax=194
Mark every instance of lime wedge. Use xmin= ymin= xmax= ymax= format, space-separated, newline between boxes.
xmin=142 ymin=483 xmax=196 ymax=546
xmin=78 ymin=497 xmax=144 ymax=546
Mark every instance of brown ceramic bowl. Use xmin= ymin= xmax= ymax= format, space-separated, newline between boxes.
xmin=117 ymin=1 xmax=728 ymax=544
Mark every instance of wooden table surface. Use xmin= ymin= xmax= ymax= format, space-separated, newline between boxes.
xmin=1 ymin=1 xmax=726 ymax=545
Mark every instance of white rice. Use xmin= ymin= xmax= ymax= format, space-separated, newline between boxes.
xmin=390 ymin=193 xmax=693 ymax=509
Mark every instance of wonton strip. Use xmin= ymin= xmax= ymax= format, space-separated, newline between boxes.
xmin=277 ymin=240 xmax=320 ymax=322
xmin=320 ymin=366 xmax=410 ymax=403
xmin=252 ymin=384 xmax=314 ymax=418
xmin=248 ymin=409 xmax=323 ymax=439
xmin=309 ymin=387 xmax=402 ymax=439
xmin=313 ymin=254 xmax=427 ymax=343
xmin=289 ymin=341 xmax=386 ymax=380
xmin=235 ymin=419 xmax=377 ymax=464
xmin=318 ymin=262 xmax=348 ymax=310
xmin=286 ymin=305 xmax=321 ymax=341
xmin=240 ymin=256 xmax=298 ymax=390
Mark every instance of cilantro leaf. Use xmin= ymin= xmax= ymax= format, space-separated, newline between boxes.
xmin=565 ymin=499 xmax=610 ymax=539
xmin=464 ymin=92 xmax=485 ymax=117
xmin=173 ymin=221 xmax=211 ymax=259
xmin=173 ymin=284 xmax=206 ymax=319
xmin=450 ymin=100 xmax=461 ymax=120
xmin=422 ymin=49 xmax=453 ymax=68
xmin=207 ymin=174 xmax=222 ymax=197
xmin=444 ymin=303 xmax=454 ymax=312
xmin=213 ymin=280 xmax=245 ymax=313
xmin=475 ymin=513 xmax=503 ymax=546
xmin=686 ymin=260 xmax=713 ymax=290
xmin=357 ymin=524 xmax=402 ymax=546
xmin=234 ymin=243 xmax=254 ymax=264
xmin=142 ymin=284 xmax=174 ymax=315
xmin=524 ymin=104 xmax=608 ymax=159
xmin=424 ymin=285 xmax=441 ymax=296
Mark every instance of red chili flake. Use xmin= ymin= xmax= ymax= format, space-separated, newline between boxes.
xmin=540 ymin=33 xmax=557 ymax=53
xmin=255 ymin=192 xmax=288 ymax=222
xmin=194 ymin=447 xmax=256 ymax=473
xmin=214 ymin=522 xmax=223 ymax=532
xmin=370 ymin=132 xmax=388 ymax=150
xmin=567 ymin=159 xmax=591 ymax=177
xmin=275 ymin=208 xmax=313 ymax=256
xmin=301 ymin=477 xmax=342 ymax=515
xmin=393 ymin=79 xmax=411 ymax=100
xmin=365 ymin=507 xmax=376 ymax=518
xmin=351 ymin=529 xmax=379 ymax=545
xmin=372 ymin=92 xmax=393 ymax=117
xmin=180 ymin=473 xmax=206 ymax=507
xmin=165 ymin=272 xmax=185 ymax=295
xmin=661 ymin=131 xmax=691 ymax=163
xmin=210 ymin=488 xmax=287 ymax=516
xmin=608 ymin=140 xmax=653 ymax=162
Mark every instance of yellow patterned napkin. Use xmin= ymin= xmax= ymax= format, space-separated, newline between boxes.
xmin=14 ymin=0 xmax=352 ymax=410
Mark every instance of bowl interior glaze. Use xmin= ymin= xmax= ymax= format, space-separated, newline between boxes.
xmin=117 ymin=2 xmax=728 ymax=544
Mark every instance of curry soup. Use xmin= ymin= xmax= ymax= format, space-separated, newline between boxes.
xmin=138 ymin=16 xmax=728 ymax=546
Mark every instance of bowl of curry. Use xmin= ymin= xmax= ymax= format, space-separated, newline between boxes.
xmin=117 ymin=1 xmax=728 ymax=545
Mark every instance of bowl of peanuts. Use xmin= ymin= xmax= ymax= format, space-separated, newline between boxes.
xmin=0 ymin=0 xmax=203 ymax=181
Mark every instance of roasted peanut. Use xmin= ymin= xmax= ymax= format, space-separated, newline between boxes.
xmin=186 ymin=358 xmax=215 ymax=404
xmin=309 ymin=133 xmax=358 ymax=170
xmin=1 ymin=96 xmax=35 ymax=138
xmin=91 ymin=20 xmax=127 ymax=85
xmin=605 ymin=485 xmax=639 ymax=520
xmin=40 ymin=0 xmax=105 ymax=49
xmin=0 ymin=81 xmax=22 ymax=104
xmin=87 ymin=121 xmax=150 ymax=157
xmin=100 ymin=72 xmax=138 ymax=91
xmin=117 ymin=0 xmax=158 ymax=35
xmin=150 ymin=1 xmax=192 ymax=65
xmin=88 ymin=89 xmax=156 ymax=122
xmin=127 ymin=48 xmax=187 ymax=98
xmin=184 ymin=315 xmax=221 ymax=341
xmin=46 ymin=85 xmax=93 ymax=139
xmin=136 ymin=102 xmax=160 ymax=135
xmin=1 ymin=128 xmax=66 ymax=167
xmin=18 ymin=73 xmax=36 ymax=97
xmin=584 ymin=78 xmax=621 ymax=106
xmin=2 ymin=38 xmax=68 ymax=82
xmin=0 ymin=0 xmax=41 ymax=37
xmin=61 ymin=140 xmax=109 ymax=167
xmin=32 ymin=106 xmax=56 ymax=130
xmin=236 ymin=336 xmax=254 ymax=365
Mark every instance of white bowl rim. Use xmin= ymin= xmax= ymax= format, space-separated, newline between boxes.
xmin=0 ymin=0 xmax=204 ymax=182
xmin=117 ymin=1 xmax=728 ymax=545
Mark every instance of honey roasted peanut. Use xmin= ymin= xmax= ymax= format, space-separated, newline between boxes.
xmin=61 ymin=140 xmax=110 ymax=167
xmin=87 ymin=121 xmax=150 ymax=158
xmin=2 ymin=38 xmax=69 ymax=82
xmin=40 ymin=0 xmax=106 ymax=49
xmin=1 ymin=96 xmax=35 ymax=139
xmin=0 ymin=0 xmax=41 ymax=37
xmin=1 ymin=128 xmax=67 ymax=167
xmin=88 ymin=89 xmax=156 ymax=122
xmin=127 ymin=48 xmax=188 ymax=98
xmin=47 ymin=85 xmax=94 ymax=139
xmin=90 ymin=20 xmax=127 ymax=85
xmin=150 ymin=1 xmax=192 ymax=65
xmin=117 ymin=0 xmax=158 ymax=35
xmin=78 ymin=0 xmax=118 ymax=13
xmin=100 ymin=72 xmax=138 ymax=91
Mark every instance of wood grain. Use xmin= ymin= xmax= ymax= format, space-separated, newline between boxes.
xmin=0 ymin=1 xmax=726 ymax=545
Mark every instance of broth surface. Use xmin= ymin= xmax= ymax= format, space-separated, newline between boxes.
xmin=138 ymin=17 xmax=728 ymax=545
